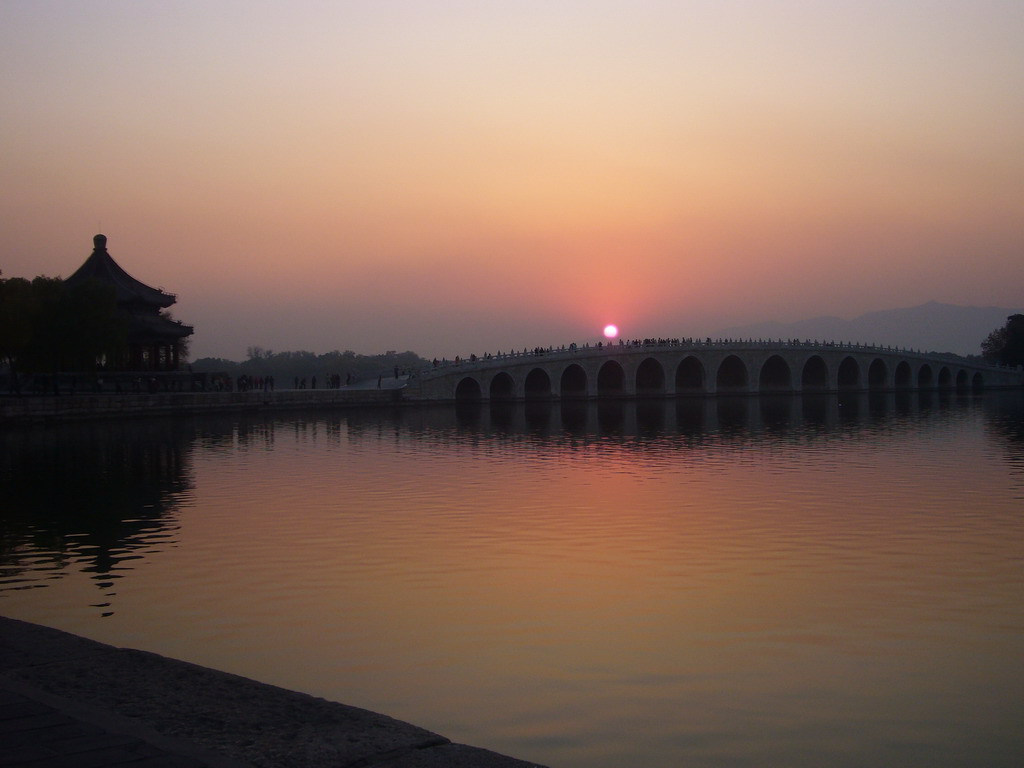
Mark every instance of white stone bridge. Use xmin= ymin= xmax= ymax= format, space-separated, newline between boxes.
xmin=405 ymin=339 xmax=1022 ymax=402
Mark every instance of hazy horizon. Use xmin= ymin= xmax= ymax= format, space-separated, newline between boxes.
xmin=189 ymin=298 xmax=1017 ymax=362
xmin=3 ymin=2 xmax=1022 ymax=361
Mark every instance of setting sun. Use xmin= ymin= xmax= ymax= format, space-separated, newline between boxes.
xmin=603 ymin=324 xmax=619 ymax=339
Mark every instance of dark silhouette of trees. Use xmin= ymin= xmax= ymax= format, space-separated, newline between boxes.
xmin=0 ymin=275 xmax=126 ymax=391
xmin=192 ymin=348 xmax=428 ymax=384
xmin=0 ymin=277 xmax=34 ymax=392
xmin=63 ymin=278 xmax=128 ymax=370
xmin=981 ymin=314 xmax=1024 ymax=367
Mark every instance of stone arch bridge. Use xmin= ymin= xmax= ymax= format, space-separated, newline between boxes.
xmin=405 ymin=340 xmax=1022 ymax=402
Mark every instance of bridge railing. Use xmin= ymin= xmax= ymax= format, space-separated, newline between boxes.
xmin=414 ymin=338 xmax=1015 ymax=379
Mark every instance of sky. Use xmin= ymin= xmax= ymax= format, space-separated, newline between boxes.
xmin=2 ymin=1 xmax=1022 ymax=361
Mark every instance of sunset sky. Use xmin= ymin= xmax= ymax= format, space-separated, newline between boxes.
xmin=2 ymin=1 xmax=1022 ymax=361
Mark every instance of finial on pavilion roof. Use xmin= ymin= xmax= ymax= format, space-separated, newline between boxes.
xmin=93 ymin=233 xmax=107 ymax=251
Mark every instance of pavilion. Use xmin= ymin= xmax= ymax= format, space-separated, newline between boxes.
xmin=66 ymin=234 xmax=193 ymax=371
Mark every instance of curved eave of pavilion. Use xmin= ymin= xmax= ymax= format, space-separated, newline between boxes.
xmin=66 ymin=235 xmax=177 ymax=309
xmin=128 ymin=314 xmax=194 ymax=342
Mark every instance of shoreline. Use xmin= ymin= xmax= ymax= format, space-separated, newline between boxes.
xmin=0 ymin=388 xmax=403 ymax=424
xmin=5 ymin=383 xmax=1021 ymax=425
xmin=0 ymin=615 xmax=546 ymax=768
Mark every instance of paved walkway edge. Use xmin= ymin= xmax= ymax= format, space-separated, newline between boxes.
xmin=0 ymin=674 xmax=254 ymax=768
xmin=0 ymin=616 xmax=546 ymax=768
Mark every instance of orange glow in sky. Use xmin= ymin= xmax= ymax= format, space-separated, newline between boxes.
xmin=1 ymin=2 xmax=1022 ymax=359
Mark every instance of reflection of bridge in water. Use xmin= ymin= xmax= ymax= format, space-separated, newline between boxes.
xmin=407 ymin=339 xmax=1023 ymax=402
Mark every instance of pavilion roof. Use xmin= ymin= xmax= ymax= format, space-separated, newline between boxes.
xmin=128 ymin=312 xmax=194 ymax=342
xmin=66 ymin=234 xmax=177 ymax=309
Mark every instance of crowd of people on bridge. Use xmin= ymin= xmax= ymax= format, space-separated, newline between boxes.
xmin=419 ymin=337 xmax=934 ymax=374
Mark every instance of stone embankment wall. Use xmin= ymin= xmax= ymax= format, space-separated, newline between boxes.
xmin=0 ymin=389 xmax=400 ymax=424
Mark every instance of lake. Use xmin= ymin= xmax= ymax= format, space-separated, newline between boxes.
xmin=2 ymin=391 xmax=1023 ymax=767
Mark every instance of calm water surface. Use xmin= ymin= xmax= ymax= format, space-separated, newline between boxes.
xmin=2 ymin=392 xmax=1023 ymax=767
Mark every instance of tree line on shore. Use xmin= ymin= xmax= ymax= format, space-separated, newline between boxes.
xmin=981 ymin=315 xmax=1024 ymax=368
xmin=191 ymin=346 xmax=429 ymax=387
xmin=0 ymin=275 xmax=130 ymax=388
xmin=138 ymin=313 xmax=1024 ymax=387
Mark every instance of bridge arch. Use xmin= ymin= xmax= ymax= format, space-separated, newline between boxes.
xmin=455 ymin=376 xmax=482 ymax=401
xmin=801 ymin=355 xmax=828 ymax=391
xmin=956 ymin=369 xmax=969 ymax=390
xmin=937 ymin=366 xmax=953 ymax=390
xmin=489 ymin=372 xmax=515 ymax=400
xmin=917 ymin=364 xmax=934 ymax=389
xmin=837 ymin=356 xmax=860 ymax=389
xmin=636 ymin=357 xmax=666 ymax=396
xmin=598 ymin=360 xmax=626 ymax=396
xmin=560 ymin=364 xmax=587 ymax=398
xmin=675 ymin=356 xmax=705 ymax=393
xmin=758 ymin=354 xmax=791 ymax=392
xmin=868 ymin=358 xmax=888 ymax=390
xmin=524 ymin=368 xmax=552 ymax=399
xmin=716 ymin=355 xmax=749 ymax=393
xmin=894 ymin=361 xmax=913 ymax=389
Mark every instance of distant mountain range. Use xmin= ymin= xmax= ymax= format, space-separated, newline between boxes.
xmin=716 ymin=302 xmax=1020 ymax=357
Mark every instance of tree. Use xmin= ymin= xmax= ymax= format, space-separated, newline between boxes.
xmin=63 ymin=278 xmax=127 ymax=370
xmin=191 ymin=348 xmax=430 ymax=384
xmin=24 ymin=276 xmax=71 ymax=372
xmin=0 ymin=276 xmax=36 ymax=393
xmin=0 ymin=275 xmax=126 ymax=390
xmin=981 ymin=314 xmax=1024 ymax=367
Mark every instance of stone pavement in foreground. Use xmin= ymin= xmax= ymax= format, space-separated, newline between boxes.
xmin=0 ymin=616 xmax=547 ymax=768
